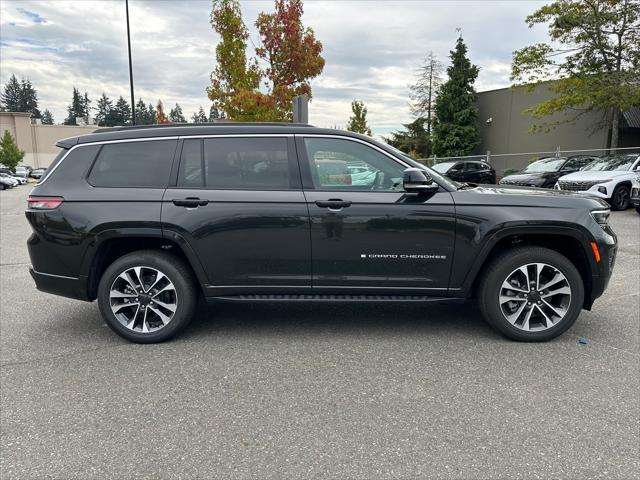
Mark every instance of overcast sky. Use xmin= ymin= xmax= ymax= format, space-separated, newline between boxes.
xmin=0 ymin=0 xmax=549 ymax=135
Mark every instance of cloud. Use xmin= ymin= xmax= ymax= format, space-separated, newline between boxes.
xmin=16 ymin=7 xmax=47 ymax=24
xmin=0 ymin=0 xmax=548 ymax=133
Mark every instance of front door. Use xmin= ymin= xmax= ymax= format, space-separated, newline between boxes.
xmin=297 ymin=135 xmax=456 ymax=295
xmin=162 ymin=135 xmax=311 ymax=296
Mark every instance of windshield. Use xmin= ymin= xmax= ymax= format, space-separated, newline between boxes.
xmin=383 ymin=144 xmax=460 ymax=190
xmin=431 ymin=161 xmax=457 ymax=173
xmin=522 ymin=157 xmax=566 ymax=173
xmin=582 ymin=154 xmax=638 ymax=171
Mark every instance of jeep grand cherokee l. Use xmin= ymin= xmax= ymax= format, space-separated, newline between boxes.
xmin=26 ymin=124 xmax=617 ymax=343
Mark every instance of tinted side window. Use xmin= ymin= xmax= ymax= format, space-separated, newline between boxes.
xmin=303 ymin=137 xmax=405 ymax=191
xmin=89 ymin=140 xmax=176 ymax=188
xmin=177 ymin=137 xmax=291 ymax=190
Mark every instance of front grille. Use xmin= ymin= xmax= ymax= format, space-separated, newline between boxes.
xmin=558 ymin=180 xmax=600 ymax=192
xmin=502 ymin=180 xmax=537 ymax=187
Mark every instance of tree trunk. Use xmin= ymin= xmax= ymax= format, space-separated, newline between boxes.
xmin=610 ymin=107 xmax=620 ymax=153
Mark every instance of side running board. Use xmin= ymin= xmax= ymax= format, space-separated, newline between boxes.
xmin=210 ymin=294 xmax=464 ymax=303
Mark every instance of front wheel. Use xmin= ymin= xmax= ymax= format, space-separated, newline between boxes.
xmin=97 ymin=250 xmax=198 ymax=343
xmin=478 ymin=247 xmax=584 ymax=342
xmin=610 ymin=185 xmax=630 ymax=211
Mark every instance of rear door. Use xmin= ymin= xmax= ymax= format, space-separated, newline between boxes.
xmin=297 ymin=135 xmax=456 ymax=294
xmin=161 ymin=135 xmax=311 ymax=296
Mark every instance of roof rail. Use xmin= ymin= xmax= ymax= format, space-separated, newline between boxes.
xmin=93 ymin=122 xmax=315 ymax=134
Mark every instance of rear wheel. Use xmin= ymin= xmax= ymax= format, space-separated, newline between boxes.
xmin=97 ymin=250 xmax=198 ymax=343
xmin=478 ymin=247 xmax=584 ymax=342
xmin=610 ymin=185 xmax=630 ymax=210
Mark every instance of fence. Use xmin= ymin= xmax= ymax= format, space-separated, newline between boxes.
xmin=419 ymin=146 xmax=640 ymax=179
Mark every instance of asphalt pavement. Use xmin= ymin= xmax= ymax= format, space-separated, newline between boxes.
xmin=1 ymin=186 xmax=638 ymax=479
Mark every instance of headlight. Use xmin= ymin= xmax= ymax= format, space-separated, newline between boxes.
xmin=590 ymin=209 xmax=610 ymax=226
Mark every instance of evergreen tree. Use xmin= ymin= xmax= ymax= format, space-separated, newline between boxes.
xmin=64 ymin=87 xmax=85 ymax=125
xmin=110 ymin=96 xmax=132 ymax=126
xmin=191 ymin=106 xmax=208 ymax=123
xmin=410 ymin=52 xmax=443 ymax=157
xmin=19 ymin=79 xmax=41 ymax=118
xmin=209 ymin=104 xmax=224 ymax=121
xmin=346 ymin=100 xmax=372 ymax=136
xmin=386 ymin=118 xmax=430 ymax=158
xmin=82 ymin=91 xmax=92 ymax=124
xmin=169 ymin=103 xmax=186 ymax=123
xmin=94 ymin=93 xmax=113 ymax=126
xmin=41 ymin=109 xmax=54 ymax=125
xmin=432 ymin=36 xmax=480 ymax=157
xmin=0 ymin=75 xmax=22 ymax=112
xmin=0 ymin=130 xmax=25 ymax=172
xmin=147 ymin=103 xmax=157 ymax=125
xmin=134 ymin=99 xmax=149 ymax=125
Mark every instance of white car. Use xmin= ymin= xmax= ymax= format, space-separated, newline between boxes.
xmin=631 ymin=174 xmax=640 ymax=214
xmin=0 ymin=172 xmax=20 ymax=188
xmin=555 ymin=153 xmax=640 ymax=210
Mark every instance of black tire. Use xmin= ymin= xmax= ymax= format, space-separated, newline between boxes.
xmin=609 ymin=185 xmax=630 ymax=211
xmin=97 ymin=250 xmax=198 ymax=343
xmin=478 ymin=246 xmax=584 ymax=342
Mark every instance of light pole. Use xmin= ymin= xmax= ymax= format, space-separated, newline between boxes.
xmin=126 ymin=0 xmax=136 ymax=125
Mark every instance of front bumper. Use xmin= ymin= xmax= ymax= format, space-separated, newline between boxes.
xmin=631 ymin=186 xmax=640 ymax=208
xmin=556 ymin=180 xmax=616 ymax=200
xmin=584 ymin=225 xmax=617 ymax=309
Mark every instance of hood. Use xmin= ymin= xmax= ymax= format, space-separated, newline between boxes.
xmin=500 ymin=171 xmax=562 ymax=185
xmin=456 ymin=184 xmax=610 ymax=209
xmin=559 ymin=170 xmax=630 ymax=181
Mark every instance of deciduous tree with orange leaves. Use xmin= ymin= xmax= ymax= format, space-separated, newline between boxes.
xmin=207 ymin=0 xmax=324 ymax=122
xmin=156 ymin=100 xmax=170 ymax=124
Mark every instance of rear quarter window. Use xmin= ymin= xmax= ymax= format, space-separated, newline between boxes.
xmin=88 ymin=140 xmax=177 ymax=188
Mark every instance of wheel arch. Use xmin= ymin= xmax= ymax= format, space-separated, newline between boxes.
xmin=461 ymin=225 xmax=597 ymax=309
xmin=81 ymin=229 xmax=208 ymax=301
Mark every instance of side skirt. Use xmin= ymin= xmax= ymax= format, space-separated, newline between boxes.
xmin=207 ymin=294 xmax=466 ymax=303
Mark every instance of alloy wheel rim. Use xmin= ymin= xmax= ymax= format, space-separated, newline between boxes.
xmin=615 ymin=188 xmax=629 ymax=208
xmin=109 ymin=266 xmax=178 ymax=333
xmin=499 ymin=262 xmax=571 ymax=332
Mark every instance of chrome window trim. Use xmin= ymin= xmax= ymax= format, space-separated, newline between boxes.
xmin=38 ymin=136 xmax=180 ymax=185
xmin=297 ymin=133 xmax=413 ymax=170
xmin=37 ymin=132 xmax=419 ymax=187
xmin=38 ymin=134 xmax=297 ymax=185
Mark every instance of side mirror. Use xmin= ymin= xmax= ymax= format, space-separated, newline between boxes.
xmin=403 ymin=168 xmax=439 ymax=194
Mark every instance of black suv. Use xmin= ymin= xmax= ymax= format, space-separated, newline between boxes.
xmin=27 ymin=124 xmax=617 ymax=343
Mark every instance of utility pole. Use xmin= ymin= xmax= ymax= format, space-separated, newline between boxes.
xmin=126 ymin=0 xmax=136 ymax=125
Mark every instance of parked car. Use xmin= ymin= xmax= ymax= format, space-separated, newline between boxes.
xmin=499 ymin=155 xmax=598 ymax=189
xmin=26 ymin=124 xmax=616 ymax=343
xmin=431 ymin=160 xmax=496 ymax=184
xmin=556 ymin=153 xmax=640 ymax=210
xmin=631 ymin=174 xmax=640 ymax=214
xmin=12 ymin=168 xmax=29 ymax=184
xmin=0 ymin=175 xmax=16 ymax=190
xmin=0 ymin=172 xmax=19 ymax=188
xmin=30 ymin=168 xmax=46 ymax=179
xmin=12 ymin=174 xmax=28 ymax=185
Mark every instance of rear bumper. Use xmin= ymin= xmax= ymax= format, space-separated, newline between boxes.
xmin=29 ymin=267 xmax=91 ymax=301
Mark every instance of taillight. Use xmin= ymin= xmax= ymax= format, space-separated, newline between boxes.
xmin=27 ymin=196 xmax=64 ymax=210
